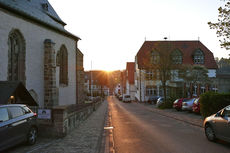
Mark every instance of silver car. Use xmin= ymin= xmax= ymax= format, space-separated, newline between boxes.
xmin=203 ymin=105 xmax=230 ymax=142
xmin=182 ymin=98 xmax=196 ymax=111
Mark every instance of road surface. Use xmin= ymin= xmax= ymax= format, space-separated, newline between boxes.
xmin=108 ymin=96 xmax=230 ymax=153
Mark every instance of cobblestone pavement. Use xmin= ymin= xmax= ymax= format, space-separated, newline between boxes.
xmin=134 ymin=102 xmax=203 ymax=127
xmin=7 ymin=101 xmax=108 ymax=153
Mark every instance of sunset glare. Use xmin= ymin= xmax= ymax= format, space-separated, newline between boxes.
xmin=48 ymin=0 xmax=229 ymax=71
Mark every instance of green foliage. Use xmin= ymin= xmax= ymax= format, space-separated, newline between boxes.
xmin=158 ymin=98 xmax=174 ymax=109
xmin=208 ymin=0 xmax=230 ymax=50
xmin=200 ymin=92 xmax=230 ymax=118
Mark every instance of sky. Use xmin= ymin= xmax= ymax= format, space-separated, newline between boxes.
xmin=49 ymin=0 xmax=229 ymax=71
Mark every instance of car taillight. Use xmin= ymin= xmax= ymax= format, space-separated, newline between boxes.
xmin=33 ymin=113 xmax=37 ymax=116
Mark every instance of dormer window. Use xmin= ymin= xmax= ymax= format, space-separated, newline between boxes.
xmin=42 ymin=3 xmax=49 ymax=11
xmin=171 ymin=49 xmax=182 ymax=64
xmin=193 ymin=49 xmax=204 ymax=64
xmin=151 ymin=51 xmax=160 ymax=64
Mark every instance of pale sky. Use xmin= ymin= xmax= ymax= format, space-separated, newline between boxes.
xmin=49 ymin=0 xmax=229 ymax=71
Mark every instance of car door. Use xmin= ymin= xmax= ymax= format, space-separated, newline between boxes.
xmin=214 ymin=106 xmax=230 ymax=140
xmin=219 ymin=106 xmax=230 ymax=141
xmin=7 ymin=106 xmax=29 ymax=144
xmin=0 ymin=107 xmax=11 ymax=150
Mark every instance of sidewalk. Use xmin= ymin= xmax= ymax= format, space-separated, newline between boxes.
xmin=9 ymin=101 xmax=108 ymax=153
xmin=134 ymin=103 xmax=204 ymax=127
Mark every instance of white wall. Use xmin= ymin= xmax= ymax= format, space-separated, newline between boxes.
xmin=0 ymin=9 xmax=77 ymax=107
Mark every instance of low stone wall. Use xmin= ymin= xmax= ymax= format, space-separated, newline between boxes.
xmin=38 ymin=101 xmax=102 ymax=138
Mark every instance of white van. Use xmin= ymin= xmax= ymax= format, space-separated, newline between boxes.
xmin=123 ymin=94 xmax=131 ymax=103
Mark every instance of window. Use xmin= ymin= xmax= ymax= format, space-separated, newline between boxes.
xmin=0 ymin=108 xmax=9 ymax=122
xmin=57 ymin=45 xmax=68 ymax=85
xmin=146 ymin=70 xmax=154 ymax=80
xmin=8 ymin=29 xmax=26 ymax=84
xmin=171 ymin=49 xmax=182 ymax=64
xmin=194 ymin=49 xmax=204 ymax=64
xmin=8 ymin=106 xmax=24 ymax=118
xmin=151 ymin=51 xmax=160 ymax=64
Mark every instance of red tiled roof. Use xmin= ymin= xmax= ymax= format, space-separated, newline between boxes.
xmin=136 ymin=41 xmax=218 ymax=69
xmin=126 ymin=62 xmax=135 ymax=84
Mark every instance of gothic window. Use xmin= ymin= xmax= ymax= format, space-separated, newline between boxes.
xmin=8 ymin=29 xmax=26 ymax=84
xmin=171 ymin=49 xmax=182 ymax=64
xmin=57 ymin=45 xmax=68 ymax=85
xmin=151 ymin=51 xmax=160 ymax=64
xmin=193 ymin=49 xmax=204 ymax=64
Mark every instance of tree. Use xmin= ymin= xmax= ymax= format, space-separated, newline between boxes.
xmin=208 ymin=0 xmax=230 ymax=50
xmin=179 ymin=65 xmax=211 ymax=97
xmin=147 ymin=41 xmax=174 ymax=101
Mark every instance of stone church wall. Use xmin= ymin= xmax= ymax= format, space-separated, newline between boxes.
xmin=0 ymin=9 xmax=77 ymax=106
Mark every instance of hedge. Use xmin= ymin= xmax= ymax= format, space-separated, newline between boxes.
xmin=200 ymin=92 xmax=230 ymax=118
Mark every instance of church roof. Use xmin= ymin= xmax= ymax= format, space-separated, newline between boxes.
xmin=0 ymin=0 xmax=80 ymax=40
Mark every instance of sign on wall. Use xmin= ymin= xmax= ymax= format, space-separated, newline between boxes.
xmin=38 ymin=109 xmax=51 ymax=119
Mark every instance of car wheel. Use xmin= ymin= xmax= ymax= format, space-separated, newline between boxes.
xmin=27 ymin=127 xmax=37 ymax=145
xmin=205 ymin=125 xmax=216 ymax=142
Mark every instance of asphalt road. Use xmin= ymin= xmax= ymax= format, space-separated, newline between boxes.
xmin=108 ymin=96 xmax=230 ymax=153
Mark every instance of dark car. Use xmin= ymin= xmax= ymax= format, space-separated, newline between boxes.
xmin=203 ymin=105 xmax=230 ymax=142
xmin=173 ymin=98 xmax=190 ymax=111
xmin=0 ymin=104 xmax=38 ymax=151
xmin=148 ymin=96 xmax=160 ymax=104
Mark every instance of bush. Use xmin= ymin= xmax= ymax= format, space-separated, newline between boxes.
xmin=200 ymin=92 xmax=230 ymax=118
xmin=158 ymin=98 xmax=174 ymax=109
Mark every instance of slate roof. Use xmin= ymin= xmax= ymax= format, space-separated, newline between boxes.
xmin=126 ymin=62 xmax=135 ymax=84
xmin=0 ymin=0 xmax=80 ymax=40
xmin=0 ymin=81 xmax=38 ymax=106
xmin=136 ymin=41 xmax=218 ymax=69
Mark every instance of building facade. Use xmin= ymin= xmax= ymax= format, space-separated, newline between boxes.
xmin=125 ymin=62 xmax=136 ymax=101
xmin=0 ymin=0 xmax=81 ymax=107
xmin=135 ymin=41 xmax=218 ymax=102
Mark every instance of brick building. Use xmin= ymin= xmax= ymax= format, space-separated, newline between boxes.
xmin=135 ymin=40 xmax=218 ymax=102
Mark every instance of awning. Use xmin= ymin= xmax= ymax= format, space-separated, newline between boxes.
xmin=0 ymin=81 xmax=38 ymax=106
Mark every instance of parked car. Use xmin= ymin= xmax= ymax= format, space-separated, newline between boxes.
xmin=118 ymin=95 xmax=123 ymax=101
xmin=123 ymin=94 xmax=131 ymax=103
xmin=203 ymin=105 xmax=230 ymax=142
xmin=173 ymin=98 xmax=190 ymax=111
xmin=182 ymin=98 xmax=196 ymax=111
xmin=192 ymin=98 xmax=200 ymax=113
xmin=156 ymin=97 xmax=164 ymax=107
xmin=0 ymin=104 xmax=38 ymax=151
xmin=148 ymin=96 xmax=161 ymax=104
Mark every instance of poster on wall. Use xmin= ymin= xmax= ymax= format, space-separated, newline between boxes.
xmin=38 ymin=109 xmax=51 ymax=119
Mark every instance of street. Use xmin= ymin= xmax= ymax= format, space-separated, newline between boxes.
xmin=108 ymin=96 xmax=230 ymax=153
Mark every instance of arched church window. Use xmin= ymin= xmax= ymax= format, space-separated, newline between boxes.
xmin=193 ymin=49 xmax=204 ymax=64
xmin=171 ymin=49 xmax=182 ymax=64
xmin=57 ymin=45 xmax=68 ymax=85
xmin=8 ymin=29 xmax=26 ymax=85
